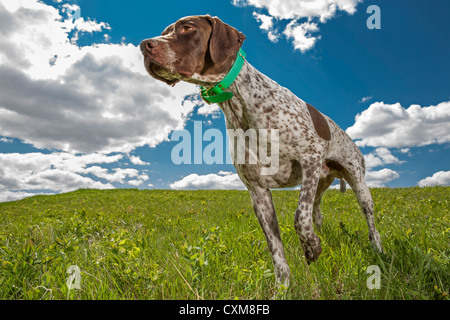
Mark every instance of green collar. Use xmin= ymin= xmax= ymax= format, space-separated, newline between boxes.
xmin=200 ymin=48 xmax=246 ymax=104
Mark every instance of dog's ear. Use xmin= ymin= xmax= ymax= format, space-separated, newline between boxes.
xmin=206 ymin=16 xmax=246 ymax=65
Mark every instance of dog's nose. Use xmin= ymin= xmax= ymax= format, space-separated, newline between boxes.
xmin=140 ymin=39 xmax=159 ymax=54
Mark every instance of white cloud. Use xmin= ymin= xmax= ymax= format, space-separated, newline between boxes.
xmin=234 ymin=0 xmax=362 ymax=51
xmin=0 ymin=190 xmax=51 ymax=203
xmin=418 ymin=171 xmax=450 ymax=187
xmin=283 ymin=20 xmax=320 ymax=52
xmin=253 ymin=12 xmax=279 ymax=42
xmin=0 ymin=152 xmax=153 ymax=202
xmin=197 ymin=103 xmax=221 ymax=116
xmin=364 ymin=168 xmax=400 ymax=187
xmin=27 ymin=168 xmax=113 ymax=191
xmin=0 ymin=137 xmax=13 ymax=143
xmin=62 ymin=4 xmax=110 ymax=34
xmin=0 ymin=0 xmax=197 ymax=154
xmin=359 ymin=96 xmax=372 ymax=103
xmin=363 ymin=153 xmax=383 ymax=169
xmin=364 ymin=147 xmax=404 ymax=169
xmin=375 ymin=147 xmax=404 ymax=164
xmin=0 ymin=0 xmax=204 ymax=201
xmin=253 ymin=12 xmax=273 ymax=30
xmin=170 ymin=172 xmax=246 ymax=190
xmin=127 ymin=172 xmax=150 ymax=186
xmin=346 ymin=101 xmax=450 ymax=148
xmin=235 ymin=0 xmax=361 ymax=21
xmin=327 ymin=167 xmax=399 ymax=189
xmin=181 ymin=94 xmax=220 ymax=117
xmin=88 ymin=167 xmax=147 ymax=184
xmin=128 ymin=180 xmax=143 ymax=186
xmin=217 ymin=171 xmax=235 ymax=176
xmin=129 ymin=155 xmax=150 ymax=166
xmin=0 ymin=152 xmax=121 ymax=175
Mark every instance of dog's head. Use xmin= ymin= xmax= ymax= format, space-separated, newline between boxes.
xmin=140 ymin=15 xmax=246 ymax=86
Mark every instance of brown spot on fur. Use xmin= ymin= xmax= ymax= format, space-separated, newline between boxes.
xmin=264 ymin=105 xmax=274 ymax=113
xmin=306 ymin=103 xmax=331 ymax=141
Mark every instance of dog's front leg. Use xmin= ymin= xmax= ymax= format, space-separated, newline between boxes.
xmin=249 ymin=187 xmax=290 ymax=287
xmin=294 ymin=154 xmax=323 ymax=263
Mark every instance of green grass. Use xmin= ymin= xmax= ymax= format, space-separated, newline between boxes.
xmin=0 ymin=187 xmax=448 ymax=300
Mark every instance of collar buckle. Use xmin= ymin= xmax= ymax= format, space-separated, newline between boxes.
xmin=200 ymin=48 xmax=246 ymax=104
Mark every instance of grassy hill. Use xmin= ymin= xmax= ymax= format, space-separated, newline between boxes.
xmin=0 ymin=187 xmax=448 ymax=300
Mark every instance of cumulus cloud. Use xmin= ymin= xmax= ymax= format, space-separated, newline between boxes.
xmin=0 ymin=137 xmax=13 ymax=143
xmin=181 ymin=93 xmax=220 ymax=117
xmin=418 ymin=171 xmax=450 ymax=187
xmin=365 ymin=168 xmax=400 ymax=187
xmin=0 ymin=0 xmax=198 ymax=201
xmin=129 ymin=155 xmax=150 ymax=166
xmin=0 ymin=0 xmax=197 ymax=154
xmin=253 ymin=12 xmax=274 ymax=30
xmin=0 ymin=152 xmax=114 ymax=202
xmin=346 ymin=101 xmax=450 ymax=148
xmin=234 ymin=0 xmax=362 ymax=52
xmin=234 ymin=0 xmax=361 ymax=21
xmin=0 ymin=190 xmax=52 ymax=203
xmin=283 ymin=20 xmax=320 ymax=52
xmin=364 ymin=147 xmax=404 ymax=169
xmin=0 ymin=152 xmax=153 ymax=202
xmin=253 ymin=13 xmax=279 ymax=42
xmin=328 ymin=167 xmax=399 ymax=189
xmin=196 ymin=103 xmax=221 ymax=117
xmin=61 ymin=4 xmax=110 ymax=35
xmin=170 ymin=172 xmax=246 ymax=190
xmin=87 ymin=167 xmax=149 ymax=185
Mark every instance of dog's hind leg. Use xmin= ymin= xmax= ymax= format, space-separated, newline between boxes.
xmin=312 ymin=173 xmax=335 ymax=230
xmin=350 ymin=178 xmax=383 ymax=253
xmin=341 ymin=163 xmax=384 ymax=253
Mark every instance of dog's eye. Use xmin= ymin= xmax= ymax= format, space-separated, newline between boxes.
xmin=181 ymin=26 xmax=194 ymax=33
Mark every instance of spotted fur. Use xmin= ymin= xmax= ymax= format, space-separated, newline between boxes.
xmin=140 ymin=15 xmax=383 ymax=287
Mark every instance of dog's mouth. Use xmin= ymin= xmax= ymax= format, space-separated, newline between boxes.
xmin=144 ymin=57 xmax=180 ymax=86
xmin=143 ymin=52 xmax=198 ymax=86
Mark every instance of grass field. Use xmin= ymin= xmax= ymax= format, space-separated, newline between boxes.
xmin=0 ymin=187 xmax=448 ymax=300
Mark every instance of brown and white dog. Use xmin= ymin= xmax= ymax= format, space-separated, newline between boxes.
xmin=140 ymin=15 xmax=383 ymax=286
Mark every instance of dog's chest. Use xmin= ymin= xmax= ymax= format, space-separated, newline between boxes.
xmin=220 ymin=64 xmax=322 ymax=156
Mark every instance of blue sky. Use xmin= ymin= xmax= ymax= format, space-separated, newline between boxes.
xmin=0 ymin=0 xmax=449 ymax=202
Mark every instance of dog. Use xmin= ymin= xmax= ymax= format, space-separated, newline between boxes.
xmin=140 ymin=15 xmax=383 ymax=286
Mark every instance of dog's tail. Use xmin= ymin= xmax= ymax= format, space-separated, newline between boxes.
xmin=340 ymin=179 xmax=346 ymax=193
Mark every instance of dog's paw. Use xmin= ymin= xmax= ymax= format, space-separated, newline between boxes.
xmin=302 ymin=235 xmax=322 ymax=263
